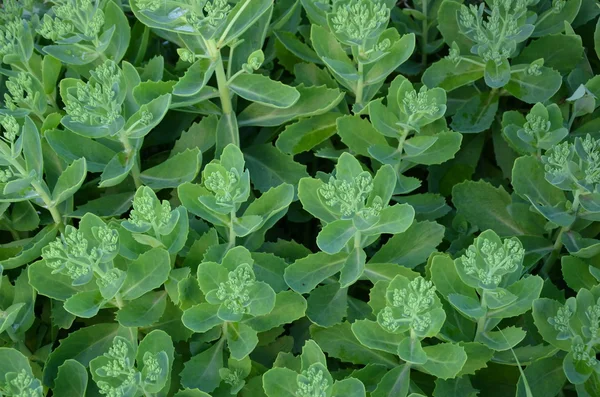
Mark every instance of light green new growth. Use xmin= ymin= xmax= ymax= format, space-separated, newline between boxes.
xmin=543 ymin=134 xmax=600 ymax=190
xmin=216 ymin=264 xmax=255 ymax=314
xmin=129 ymin=189 xmax=172 ymax=229
xmin=42 ymin=223 xmax=118 ymax=284
xmin=580 ymin=135 xmax=600 ymax=185
xmin=526 ymin=62 xmax=542 ymax=76
xmin=548 ymin=302 xmax=573 ymax=340
xmin=1 ymin=115 xmax=19 ymax=143
xmin=402 ymin=86 xmax=441 ymax=121
xmin=0 ymin=369 xmax=43 ymax=397
xmin=205 ymin=168 xmax=240 ymax=204
xmin=223 ymin=369 xmax=243 ymax=386
xmin=65 ymin=60 xmax=122 ymax=126
xmin=547 ymin=295 xmax=600 ymax=369
xmin=4 ymin=72 xmax=37 ymax=112
xmin=330 ymin=0 xmax=389 ymax=44
xmin=0 ymin=18 xmax=25 ymax=58
xmin=319 ymin=172 xmax=383 ymax=218
xmin=543 ymin=141 xmax=571 ymax=178
xmin=97 ymin=338 xmax=137 ymax=397
xmin=523 ymin=113 xmax=551 ymax=138
xmin=381 ymin=276 xmax=436 ymax=333
xmin=38 ymin=0 xmax=105 ymax=43
xmin=184 ymin=0 xmax=232 ymax=32
xmin=142 ymin=352 xmax=162 ymax=383
xmin=458 ymin=0 xmax=532 ymax=64
xmin=572 ymin=337 xmax=598 ymax=368
xmin=296 ymin=367 xmax=330 ymax=397
xmin=461 ymin=237 xmax=524 ymax=287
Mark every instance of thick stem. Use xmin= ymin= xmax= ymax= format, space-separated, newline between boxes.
xmin=7 ymin=156 xmax=63 ymax=228
xmin=228 ymin=209 xmax=236 ymax=249
xmin=356 ymin=59 xmax=364 ymax=108
xmin=540 ymin=190 xmax=581 ymax=278
xmin=421 ymin=0 xmax=428 ymax=66
xmin=209 ymin=40 xmax=234 ymax=117
xmin=475 ymin=292 xmax=488 ymax=337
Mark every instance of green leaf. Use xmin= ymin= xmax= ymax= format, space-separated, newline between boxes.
xmin=120 ymin=248 xmax=171 ymax=300
xmin=140 ymin=148 xmax=202 ymax=190
xmin=22 ymin=117 xmax=43 ymax=178
xmin=229 ymin=74 xmax=300 ymax=108
xmin=516 ymin=356 xmax=566 ymax=397
xmin=450 ymin=92 xmax=499 ymax=134
xmin=311 ymin=322 xmax=398 ymax=368
xmin=244 ymin=144 xmax=308 ymax=193
xmin=51 ymin=158 xmax=87 ymax=206
xmin=225 ymin=322 xmax=259 ymax=360
xmin=475 ymin=326 xmax=526 ymax=351
xmin=276 ymin=113 xmax=339 ymax=155
xmin=351 ymin=319 xmax=405 ymax=354
xmin=43 ymin=323 xmax=135 ymax=386
xmin=238 ymin=85 xmax=345 ymax=127
xmin=116 ymin=291 xmax=167 ymax=327
xmin=317 ymin=219 xmax=356 ymax=254
xmin=422 ymin=58 xmax=484 ymax=91
xmin=306 ymin=283 xmax=348 ymax=327
xmin=505 ymin=65 xmax=562 ymax=104
xmin=263 ymin=367 xmax=298 ymax=397
xmin=337 ymin=114 xmax=388 ymax=157
xmin=1 ymin=225 xmax=58 ymax=270
xmin=372 ymin=365 xmax=411 ymax=397
xmin=46 ymin=129 xmax=116 ymax=173
xmin=53 ymin=359 xmax=88 ymax=397
xmin=332 ymin=378 xmax=367 ymax=397
xmin=452 ymin=180 xmax=544 ymax=236
xmin=180 ymin=339 xmax=225 ymax=393
xmin=284 ymin=252 xmax=347 ymax=294
xmin=417 ymin=343 xmax=467 ymax=379
xmin=370 ymin=221 xmax=444 ymax=268
xmin=245 ymin=291 xmax=307 ymax=332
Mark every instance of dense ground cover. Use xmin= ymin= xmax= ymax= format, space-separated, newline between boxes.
xmin=1 ymin=0 xmax=600 ymax=395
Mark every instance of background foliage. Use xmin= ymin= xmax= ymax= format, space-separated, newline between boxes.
xmin=0 ymin=0 xmax=600 ymax=395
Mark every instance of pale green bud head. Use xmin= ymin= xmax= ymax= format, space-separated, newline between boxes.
xmin=296 ymin=366 xmax=330 ymax=397
xmin=216 ymin=264 xmax=256 ymax=314
xmin=205 ymin=168 xmax=240 ymax=204
xmin=0 ymin=168 xmax=13 ymax=183
xmin=330 ymin=0 xmax=390 ymax=44
xmin=319 ymin=172 xmax=380 ymax=218
xmin=1 ymin=114 xmax=20 ymax=142
xmin=456 ymin=230 xmax=525 ymax=289
xmin=204 ymin=0 xmax=231 ymax=26
xmin=4 ymin=369 xmax=43 ymax=397
xmin=548 ymin=301 xmax=574 ymax=340
xmin=143 ymin=352 xmax=162 ymax=382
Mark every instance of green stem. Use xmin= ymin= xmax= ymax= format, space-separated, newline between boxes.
xmin=208 ymin=40 xmax=234 ymax=117
xmin=7 ymin=156 xmax=63 ymax=228
xmin=356 ymin=58 xmax=364 ymax=108
xmin=119 ymin=134 xmax=142 ymax=189
xmin=475 ymin=292 xmax=488 ymax=337
xmin=540 ymin=191 xmax=582 ymax=278
xmin=228 ymin=209 xmax=236 ymax=249
xmin=421 ymin=0 xmax=428 ymax=66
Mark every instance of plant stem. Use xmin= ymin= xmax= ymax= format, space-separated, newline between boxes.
xmin=355 ymin=45 xmax=365 ymax=106
xmin=421 ymin=0 xmax=428 ymax=66
xmin=475 ymin=292 xmax=488 ymax=337
xmin=228 ymin=209 xmax=236 ymax=249
xmin=7 ymin=156 xmax=63 ymax=229
xmin=119 ymin=134 xmax=142 ymax=189
xmin=540 ymin=190 xmax=582 ymax=278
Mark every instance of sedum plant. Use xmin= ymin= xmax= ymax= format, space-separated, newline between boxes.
xmin=0 ymin=0 xmax=600 ymax=395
